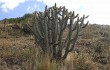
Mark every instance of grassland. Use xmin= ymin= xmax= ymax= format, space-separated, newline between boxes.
xmin=0 ymin=22 xmax=110 ymax=70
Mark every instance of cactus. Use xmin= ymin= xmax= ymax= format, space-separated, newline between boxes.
xmin=27 ymin=3 xmax=89 ymax=60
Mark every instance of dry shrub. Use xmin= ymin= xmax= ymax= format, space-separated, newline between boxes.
xmin=36 ymin=53 xmax=57 ymax=70
xmin=63 ymin=53 xmax=101 ymax=70
xmin=0 ymin=30 xmax=8 ymax=38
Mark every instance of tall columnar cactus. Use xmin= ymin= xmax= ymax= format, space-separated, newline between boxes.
xmin=27 ymin=3 xmax=89 ymax=60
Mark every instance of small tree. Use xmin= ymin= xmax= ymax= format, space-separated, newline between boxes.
xmin=27 ymin=3 xmax=89 ymax=60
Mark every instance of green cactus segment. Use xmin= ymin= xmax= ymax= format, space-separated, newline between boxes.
xmin=27 ymin=3 xmax=89 ymax=60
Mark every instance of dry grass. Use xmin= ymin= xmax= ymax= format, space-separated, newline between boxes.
xmin=0 ymin=36 xmax=34 ymax=48
xmin=0 ymin=23 xmax=110 ymax=70
xmin=0 ymin=36 xmax=110 ymax=70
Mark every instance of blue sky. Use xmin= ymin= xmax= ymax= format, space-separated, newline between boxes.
xmin=0 ymin=0 xmax=110 ymax=25
xmin=0 ymin=0 xmax=45 ymax=20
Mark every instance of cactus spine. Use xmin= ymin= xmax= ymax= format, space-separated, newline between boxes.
xmin=27 ymin=3 xmax=89 ymax=60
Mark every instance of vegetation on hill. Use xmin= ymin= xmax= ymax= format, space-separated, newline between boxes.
xmin=0 ymin=13 xmax=33 ymax=24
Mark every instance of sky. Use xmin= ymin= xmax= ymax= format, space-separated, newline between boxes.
xmin=0 ymin=0 xmax=110 ymax=25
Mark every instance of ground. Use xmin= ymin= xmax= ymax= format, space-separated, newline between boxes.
xmin=0 ymin=23 xmax=110 ymax=70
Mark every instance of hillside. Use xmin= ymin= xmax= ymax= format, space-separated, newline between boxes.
xmin=0 ymin=15 xmax=110 ymax=70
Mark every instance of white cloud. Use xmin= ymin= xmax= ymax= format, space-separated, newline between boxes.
xmin=37 ymin=0 xmax=110 ymax=25
xmin=0 ymin=0 xmax=26 ymax=12
xmin=37 ymin=0 xmax=42 ymax=1
xmin=27 ymin=4 xmax=39 ymax=12
xmin=27 ymin=6 xmax=31 ymax=11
